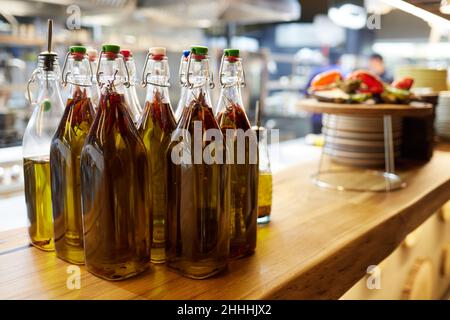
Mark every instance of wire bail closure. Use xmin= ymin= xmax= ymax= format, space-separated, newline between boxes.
xmin=61 ymin=51 xmax=94 ymax=88
xmin=140 ymin=52 xmax=170 ymax=88
xmin=218 ymin=53 xmax=246 ymax=88
xmin=95 ymin=50 xmax=131 ymax=88
xmin=185 ymin=49 xmax=215 ymax=90
xmin=26 ymin=69 xmax=40 ymax=104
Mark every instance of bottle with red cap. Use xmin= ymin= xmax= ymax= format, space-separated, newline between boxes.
xmin=174 ymin=49 xmax=190 ymax=122
xmin=50 ymin=45 xmax=95 ymax=265
xmin=166 ymin=45 xmax=230 ymax=279
xmin=216 ymin=49 xmax=258 ymax=259
xmin=86 ymin=48 xmax=100 ymax=110
xmin=138 ymin=47 xmax=176 ymax=264
xmin=120 ymin=49 xmax=143 ymax=126
xmin=80 ymin=44 xmax=151 ymax=280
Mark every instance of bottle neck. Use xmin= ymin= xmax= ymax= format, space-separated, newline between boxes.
xmin=98 ymin=55 xmax=128 ymax=94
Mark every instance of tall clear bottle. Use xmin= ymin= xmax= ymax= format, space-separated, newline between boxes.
xmin=50 ymin=46 xmax=95 ymax=264
xmin=216 ymin=49 xmax=258 ymax=258
xmin=80 ymin=44 xmax=151 ymax=280
xmin=166 ymin=46 xmax=230 ymax=279
xmin=138 ymin=47 xmax=176 ymax=264
xmin=23 ymin=20 xmax=64 ymax=251
xmin=87 ymin=48 xmax=100 ymax=110
xmin=121 ymin=49 xmax=143 ymax=126
xmin=174 ymin=50 xmax=190 ymax=122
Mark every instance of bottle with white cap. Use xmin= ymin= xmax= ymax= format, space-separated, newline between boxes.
xmin=121 ymin=49 xmax=143 ymax=126
xmin=138 ymin=46 xmax=176 ymax=264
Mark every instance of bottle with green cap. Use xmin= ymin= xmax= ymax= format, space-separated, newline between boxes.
xmin=138 ymin=47 xmax=176 ymax=264
xmin=216 ymin=49 xmax=258 ymax=259
xmin=80 ymin=44 xmax=151 ymax=280
xmin=166 ymin=45 xmax=230 ymax=279
xmin=49 ymin=45 xmax=96 ymax=265
xmin=23 ymin=19 xmax=64 ymax=251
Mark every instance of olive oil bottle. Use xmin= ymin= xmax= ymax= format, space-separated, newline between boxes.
xmin=216 ymin=49 xmax=258 ymax=258
xmin=80 ymin=44 xmax=151 ymax=280
xmin=50 ymin=46 xmax=95 ymax=264
xmin=23 ymin=20 xmax=64 ymax=251
xmin=138 ymin=47 xmax=176 ymax=264
xmin=166 ymin=46 xmax=230 ymax=279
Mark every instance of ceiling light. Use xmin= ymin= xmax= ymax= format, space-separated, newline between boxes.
xmin=328 ymin=3 xmax=367 ymax=30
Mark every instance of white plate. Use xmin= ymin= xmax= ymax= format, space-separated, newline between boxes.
xmin=323 ymin=127 xmax=402 ymax=140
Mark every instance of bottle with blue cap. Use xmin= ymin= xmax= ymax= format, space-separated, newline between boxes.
xmin=174 ymin=49 xmax=190 ymax=121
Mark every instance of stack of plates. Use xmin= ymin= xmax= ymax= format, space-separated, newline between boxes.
xmin=395 ymin=67 xmax=448 ymax=92
xmin=436 ymin=92 xmax=450 ymax=140
xmin=322 ymin=115 xmax=402 ymax=167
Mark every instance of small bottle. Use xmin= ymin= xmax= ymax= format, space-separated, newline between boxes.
xmin=174 ymin=50 xmax=190 ymax=122
xmin=86 ymin=48 xmax=100 ymax=110
xmin=138 ymin=47 xmax=176 ymax=264
xmin=121 ymin=49 xmax=143 ymax=126
xmin=166 ymin=45 xmax=230 ymax=279
xmin=216 ymin=49 xmax=258 ymax=258
xmin=23 ymin=20 xmax=64 ymax=251
xmin=254 ymin=118 xmax=272 ymax=224
xmin=80 ymin=44 xmax=151 ymax=280
xmin=50 ymin=46 xmax=95 ymax=264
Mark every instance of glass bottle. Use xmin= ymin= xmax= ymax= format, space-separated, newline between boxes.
xmin=174 ymin=50 xmax=190 ymax=122
xmin=87 ymin=48 xmax=100 ymax=110
xmin=216 ymin=49 xmax=258 ymax=258
xmin=80 ymin=44 xmax=151 ymax=280
xmin=23 ymin=21 xmax=64 ymax=251
xmin=50 ymin=46 xmax=95 ymax=264
xmin=166 ymin=45 xmax=230 ymax=279
xmin=138 ymin=47 xmax=176 ymax=264
xmin=121 ymin=49 xmax=143 ymax=126
xmin=255 ymin=126 xmax=272 ymax=224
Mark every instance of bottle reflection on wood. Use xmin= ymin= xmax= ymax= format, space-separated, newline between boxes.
xmin=80 ymin=44 xmax=150 ymax=280
xmin=166 ymin=46 xmax=230 ymax=279
xmin=24 ymin=156 xmax=54 ymax=251
xmin=216 ymin=49 xmax=258 ymax=259
xmin=138 ymin=47 xmax=176 ymax=264
xmin=50 ymin=46 xmax=95 ymax=264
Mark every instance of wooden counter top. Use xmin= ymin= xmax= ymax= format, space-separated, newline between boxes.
xmin=1 ymin=146 xmax=450 ymax=300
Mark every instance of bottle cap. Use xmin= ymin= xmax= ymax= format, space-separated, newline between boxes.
xmin=149 ymin=47 xmax=166 ymax=56
xmin=182 ymin=50 xmax=190 ymax=58
xmin=191 ymin=45 xmax=208 ymax=55
xmin=102 ymin=44 xmax=120 ymax=54
xmin=224 ymin=48 xmax=239 ymax=58
xmin=70 ymin=46 xmax=86 ymax=54
xmin=120 ymin=49 xmax=132 ymax=61
xmin=86 ymin=48 xmax=98 ymax=61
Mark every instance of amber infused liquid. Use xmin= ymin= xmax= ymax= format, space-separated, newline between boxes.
xmin=81 ymin=91 xmax=151 ymax=280
xmin=24 ymin=156 xmax=54 ymax=251
xmin=166 ymin=91 xmax=230 ymax=279
xmin=217 ymin=103 xmax=258 ymax=258
xmin=139 ymin=90 xmax=176 ymax=264
xmin=50 ymin=88 xmax=95 ymax=264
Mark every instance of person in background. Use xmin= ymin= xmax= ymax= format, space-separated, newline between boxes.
xmin=368 ymin=53 xmax=393 ymax=83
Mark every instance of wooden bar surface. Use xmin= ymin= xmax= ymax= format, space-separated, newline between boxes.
xmin=1 ymin=148 xmax=450 ymax=300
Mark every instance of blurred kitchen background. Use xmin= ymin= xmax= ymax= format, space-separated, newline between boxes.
xmin=1 ymin=0 xmax=450 ymax=227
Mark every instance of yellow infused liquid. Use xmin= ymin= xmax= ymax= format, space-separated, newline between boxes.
xmin=257 ymin=172 xmax=272 ymax=223
xmin=24 ymin=156 xmax=54 ymax=251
